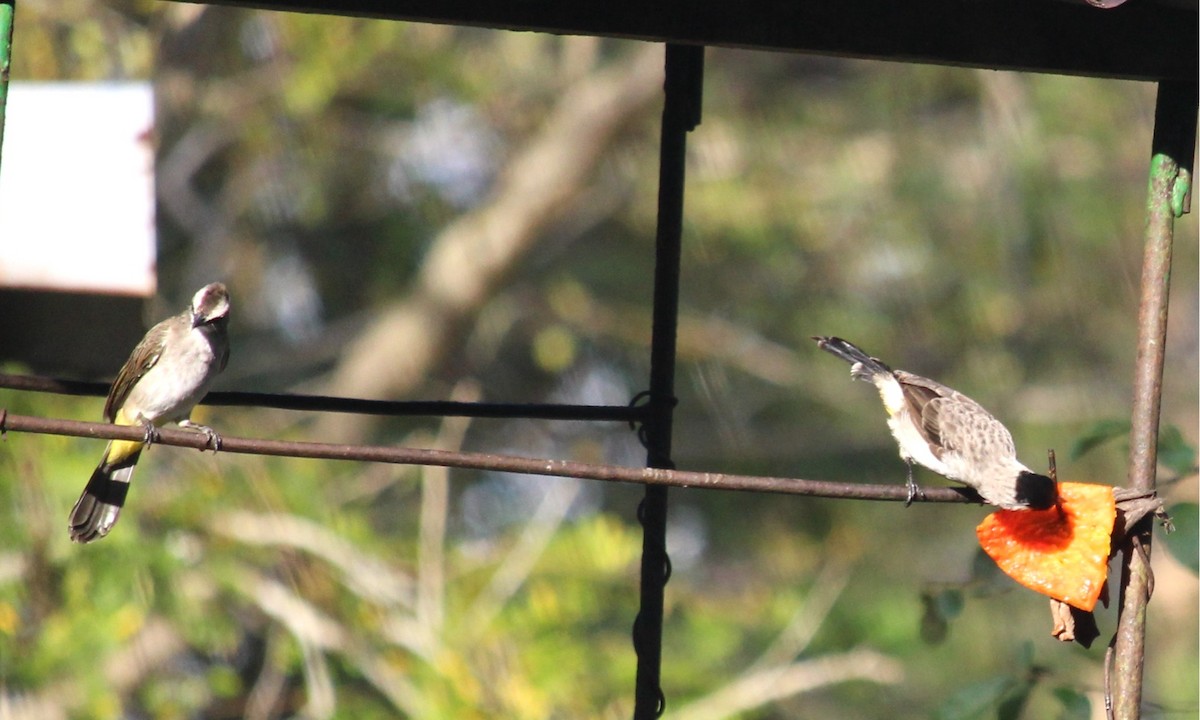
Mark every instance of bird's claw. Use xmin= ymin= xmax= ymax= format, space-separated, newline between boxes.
xmin=139 ymin=419 xmax=161 ymax=447
xmin=903 ymin=461 xmax=924 ymax=507
xmin=179 ymin=420 xmax=222 ymax=453
xmin=904 ymin=479 xmax=926 ymax=507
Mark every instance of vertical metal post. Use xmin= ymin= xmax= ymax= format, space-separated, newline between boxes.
xmin=1110 ymin=79 xmax=1196 ymax=720
xmin=0 ymin=0 xmax=14 ymax=177
xmin=632 ymin=43 xmax=703 ymax=720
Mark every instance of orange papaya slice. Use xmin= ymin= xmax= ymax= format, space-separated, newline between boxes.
xmin=976 ymin=482 xmax=1116 ymax=611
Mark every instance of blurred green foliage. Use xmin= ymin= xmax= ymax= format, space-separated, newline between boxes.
xmin=1162 ymin=502 xmax=1199 ymax=574
xmin=1 ymin=1 xmax=1197 ymax=719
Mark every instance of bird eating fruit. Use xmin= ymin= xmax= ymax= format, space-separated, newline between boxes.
xmin=812 ymin=336 xmax=1057 ymax=510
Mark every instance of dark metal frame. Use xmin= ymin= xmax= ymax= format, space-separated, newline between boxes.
xmin=0 ymin=1 xmax=1194 ymax=718
xmin=170 ymin=0 xmax=1196 ymax=82
xmin=632 ymin=43 xmax=704 ymax=718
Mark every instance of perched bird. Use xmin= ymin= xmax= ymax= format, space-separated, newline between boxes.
xmin=69 ymin=283 xmax=231 ymax=543
xmin=812 ymin=336 xmax=1056 ymax=510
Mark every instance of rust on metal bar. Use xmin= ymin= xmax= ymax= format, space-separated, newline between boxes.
xmin=0 ymin=409 xmax=979 ymax=504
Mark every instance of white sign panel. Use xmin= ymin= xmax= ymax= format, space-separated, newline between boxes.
xmin=0 ymin=82 xmax=155 ymax=295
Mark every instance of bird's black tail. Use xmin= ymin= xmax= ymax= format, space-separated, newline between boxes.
xmin=811 ymin=336 xmax=893 ymax=381
xmin=69 ymin=446 xmax=139 ymax=543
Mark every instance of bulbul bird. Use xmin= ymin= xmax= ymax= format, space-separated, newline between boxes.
xmin=69 ymin=282 xmax=231 ymax=543
xmin=812 ymin=336 xmax=1057 ymax=510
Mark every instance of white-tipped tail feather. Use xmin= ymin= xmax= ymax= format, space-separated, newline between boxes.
xmin=69 ymin=445 xmax=139 ymax=543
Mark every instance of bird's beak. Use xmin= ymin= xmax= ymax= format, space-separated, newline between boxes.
xmin=191 ymin=311 xmax=205 ymax=328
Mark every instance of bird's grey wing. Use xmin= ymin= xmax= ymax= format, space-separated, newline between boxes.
xmin=922 ymin=393 xmax=1016 ymax=464
xmin=217 ymin=337 xmax=230 ymax=374
xmin=103 ymin=319 xmax=171 ymax=422
xmin=894 ymin=370 xmax=961 ymax=398
xmin=896 ymin=375 xmax=949 ymax=459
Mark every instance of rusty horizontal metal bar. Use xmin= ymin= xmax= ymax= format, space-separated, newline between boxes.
xmin=0 ymin=409 xmax=978 ymax=504
xmin=0 ymin=373 xmax=644 ymax=423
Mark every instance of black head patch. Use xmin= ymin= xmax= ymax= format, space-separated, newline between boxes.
xmin=1015 ymin=471 xmax=1058 ymax=510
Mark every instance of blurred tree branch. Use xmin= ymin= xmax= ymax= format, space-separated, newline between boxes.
xmin=671 ymin=646 xmax=904 ymax=720
xmin=669 ymin=559 xmax=904 ymax=720
xmin=318 ymin=43 xmax=665 ymax=443
xmin=417 ymin=382 xmax=480 ymax=652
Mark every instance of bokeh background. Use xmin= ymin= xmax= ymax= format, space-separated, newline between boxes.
xmin=0 ymin=2 xmax=1196 ymax=718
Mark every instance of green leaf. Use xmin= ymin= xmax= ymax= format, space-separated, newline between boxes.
xmin=935 ymin=675 xmax=1019 ymax=720
xmin=1070 ymin=420 xmax=1197 ymax=474
xmin=1051 ymin=686 xmax=1092 ymax=720
xmin=997 ymin=681 xmax=1033 ymax=720
xmin=969 ymin=547 xmax=1010 ymax=597
xmin=1069 ymin=419 xmax=1129 ymax=461
xmin=920 ymin=594 xmax=950 ymax=646
xmin=937 ymin=588 xmax=965 ymax=620
xmin=1156 ymin=425 xmax=1198 ymax=477
xmin=1160 ymin=502 xmax=1199 ymax=574
xmin=1015 ymin=640 xmax=1035 ymax=670
xmin=920 ymin=589 xmax=964 ymax=645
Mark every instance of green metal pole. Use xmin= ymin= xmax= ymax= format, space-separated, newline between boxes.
xmin=1110 ymin=79 xmax=1196 ymax=720
xmin=0 ymin=0 xmax=13 ymax=179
